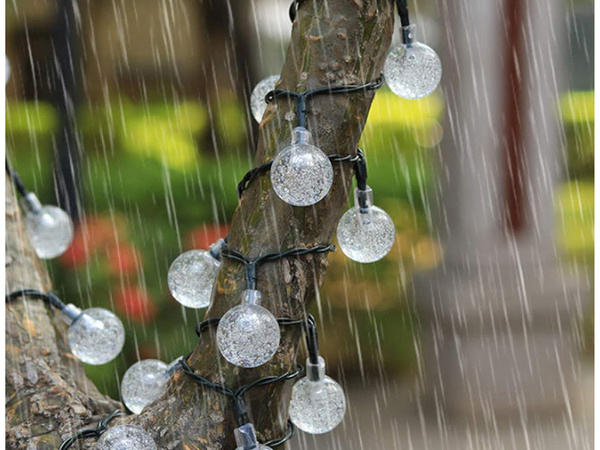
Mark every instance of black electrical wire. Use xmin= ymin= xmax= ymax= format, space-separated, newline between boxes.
xmin=264 ymin=420 xmax=296 ymax=447
xmin=220 ymin=243 xmax=335 ymax=290
xmin=289 ymin=0 xmax=305 ymax=22
xmin=265 ymin=75 xmax=383 ymax=129
xmin=6 ymin=289 xmax=67 ymax=311
xmin=58 ymin=410 xmax=123 ymax=450
xmin=237 ymin=152 xmax=362 ymax=198
xmin=396 ymin=0 xmax=410 ymax=28
xmin=5 ymin=159 xmax=29 ymax=198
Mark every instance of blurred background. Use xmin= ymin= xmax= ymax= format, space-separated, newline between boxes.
xmin=5 ymin=0 xmax=593 ymax=448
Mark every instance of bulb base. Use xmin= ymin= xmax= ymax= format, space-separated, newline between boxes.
xmin=234 ymin=423 xmax=260 ymax=450
xmin=306 ymin=356 xmax=326 ymax=382
xmin=401 ymin=24 xmax=417 ymax=46
xmin=62 ymin=303 xmax=83 ymax=325
xmin=291 ymin=127 xmax=312 ymax=145
xmin=241 ymin=289 xmax=262 ymax=306
xmin=208 ymin=238 xmax=226 ymax=260
xmin=354 ymin=186 xmax=374 ymax=214
xmin=20 ymin=193 xmax=43 ymax=214
xmin=165 ymin=356 xmax=184 ymax=376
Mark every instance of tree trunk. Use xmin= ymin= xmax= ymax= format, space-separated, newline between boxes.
xmin=5 ymin=1 xmax=394 ymax=448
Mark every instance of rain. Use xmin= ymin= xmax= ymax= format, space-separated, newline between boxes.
xmin=4 ymin=0 xmax=594 ymax=449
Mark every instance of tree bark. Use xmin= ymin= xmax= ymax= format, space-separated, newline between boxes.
xmin=5 ymin=1 xmax=394 ymax=448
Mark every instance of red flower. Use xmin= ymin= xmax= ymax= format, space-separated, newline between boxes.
xmin=187 ymin=223 xmax=230 ymax=250
xmin=115 ymin=286 xmax=157 ymax=324
xmin=106 ymin=244 xmax=141 ymax=276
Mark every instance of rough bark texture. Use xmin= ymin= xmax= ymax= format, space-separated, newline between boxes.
xmin=5 ymin=1 xmax=394 ymax=448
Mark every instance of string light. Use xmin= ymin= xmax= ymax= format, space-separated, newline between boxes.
xmin=270 ymin=127 xmax=333 ymax=206
xmin=93 ymin=425 xmax=157 ymax=450
xmin=234 ymin=423 xmax=273 ymax=450
xmin=167 ymin=238 xmax=225 ymax=309
xmin=121 ymin=357 xmax=183 ymax=414
xmin=6 ymin=160 xmax=74 ymax=259
xmin=250 ymin=75 xmax=280 ymax=122
xmin=6 ymin=290 xmax=125 ymax=365
xmin=384 ymin=1 xmax=441 ymax=99
xmin=288 ymin=318 xmax=346 ymax=434
xmin=217 ymin=289 xmax=280 ymax=368
xmin=337 ymin=186 xmax=395 ymax=263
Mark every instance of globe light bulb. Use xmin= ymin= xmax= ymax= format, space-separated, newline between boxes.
xmin=336 ymin=186 xmax=395 ymax=263
xmin=217 ymin=289 xmax=280 ymax=368
xmin=384 ymin=24 xmax=442 ymax=99
xmin=234 ymin=423 xmax=273 ymax=450
xmin=270 ymin=127 xmax=333 ymax=206
xmin=121 ymin=357 xmax=182 ymax=414
xmin=167 ymin=239 xmax=225 ymax=309
xmin=62 ymin=304 xmax=125 ymax=365
xmin=250 ymin=75 xmax=280 ymax=122
xmin=94 ymin=425 xmax=157 ymax=450
xmin=21 ymin=193 xmax=74 ymax=259
xmin=289 ymin=356 xmax=347 ymax=434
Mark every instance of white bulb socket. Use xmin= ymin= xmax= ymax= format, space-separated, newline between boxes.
xmin=234 ymin=423 xmax=272 ymax=450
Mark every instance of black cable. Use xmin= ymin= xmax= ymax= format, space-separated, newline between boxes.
xmin=289 ymin=0 xmax=305 ymax=22
xmin=58 ymin=410 xmax=123 ymax=450
xmin=180 ymin=355 xmax=304 ymax=427
xmin=395 ymin=0 xmax=410 ymax=28
xmin=6 ymin=289 xmax=67 ymax=311
xmin=220 ymin=244 xmax=335 ymax=289
xmin=237 ymin=153 xmax=361 ymax=198
xmin=303 ymin=315 xmax=320 ymax=365
xmin=265 ymin=75 xmax=383 ymax=129
xmin=5 ymin=159 xmax=29 ymax=198
xmin=264 ymin=420 xmax=296 ymax=447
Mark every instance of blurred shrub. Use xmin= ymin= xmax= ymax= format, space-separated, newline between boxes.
xmin=561 ymin=91 xmax=594 ymax=179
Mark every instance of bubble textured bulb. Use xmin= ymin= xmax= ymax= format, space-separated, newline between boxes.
xmin=234 ymin=423 xmax=273 ymax=450
xmin=250 ymin=75 xmax=279 ymax=122
xmin=337 ymin=186 xmax=395 ymax=263
xmin=65 ymin=305 xmax=125 ymax=365
xmin=94 ymin=425 xmax=157 ymax=450
xmin=270 ymin=127 xmax=333 ymax=206
xmin=22 ymin=193 xmax=74 ymax=259
xmin=121 ymin=360 xmax=169 ymax=414
xmin=217 ymin=289 xmax=280 ymax=368
xmin=384 ymin=25 xmax=442 ymax=99
xmin=168 ymin=239 xmax=224 ymax=309
xmin=289 ymin=357 xmax=346 ymax=434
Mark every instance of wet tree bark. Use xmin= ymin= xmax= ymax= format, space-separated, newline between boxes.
xmin=5 ymin=1 xmax=394 ymax=448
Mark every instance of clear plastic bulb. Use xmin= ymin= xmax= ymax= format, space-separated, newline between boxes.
xmin=270 ymin=127 xmax=333 ymax=206
xmin=289 ymin=356 xmax=347 ymax=434
xmin=384 ymin=24 xmax=442 ymax=99
xmin=167 ymin=239 xmax=224 ymax=309
xmin=121 ymin=357 xmax=181 ymax=414
xmin=22 ymin=193 xmax=74 ymax=259
xmin=63 ymin=304 xmax=125 ymax=365
xmin=250 ymin=75 xmax=280 ymax=122
xmin=234 ymin=423 xmax=273 ymax=450
xmin=94 ymin=425 xmax=157 ymax=450
xmin=337 ymin=186 xmax=395 ymax=263
xmin=217 ymin=289 xmax=280 ymax=368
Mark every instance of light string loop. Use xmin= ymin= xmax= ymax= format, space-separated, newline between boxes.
xmin=6 ymin=289 xmax=67 ymax=311
xmin=180 ymin=353 xmax=302 ymax=447
xmin=58 ymin=410 xmax=123 ymax=450
xmin=237 ymin=150 xmax=365 ymax=198
xmin=264 ymin=75 xmax=383 ymax=129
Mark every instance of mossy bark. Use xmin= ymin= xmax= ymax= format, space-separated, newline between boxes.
xmin=5 ymin=1 xmax=394 ymax=448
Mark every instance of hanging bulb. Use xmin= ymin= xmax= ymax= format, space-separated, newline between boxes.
xmin=384 ymin=24 xmax=442 ymax=99
xmin=217 ymin=289 xmax=280 ymax=368
xmin=167 ymin=239 xmax=225 ymax=309
xmin=62 ymin=304 xmax=125 ymax=365
xmin=121 ymin=357 xmax=182 ymax=414
xmin=337 ymin=186 xmax=395 ymax=263
xmin=270 ymin=127 xmax=333 ymax=206
xmin=94 ymin=425 xmax=157 ymax=450
xmin=21 ymin=193 xmax=74 ymax=259
xmin=234 ymin=423 xmax=273 ymax=450
xmin=289 ymin=356 xmax=346 ymax=434
xmin=250 ymin=75 xmax=280 ymax=122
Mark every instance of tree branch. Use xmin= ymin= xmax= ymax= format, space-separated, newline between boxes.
xmin=5 ymin=1 xmax=394 ymax=448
